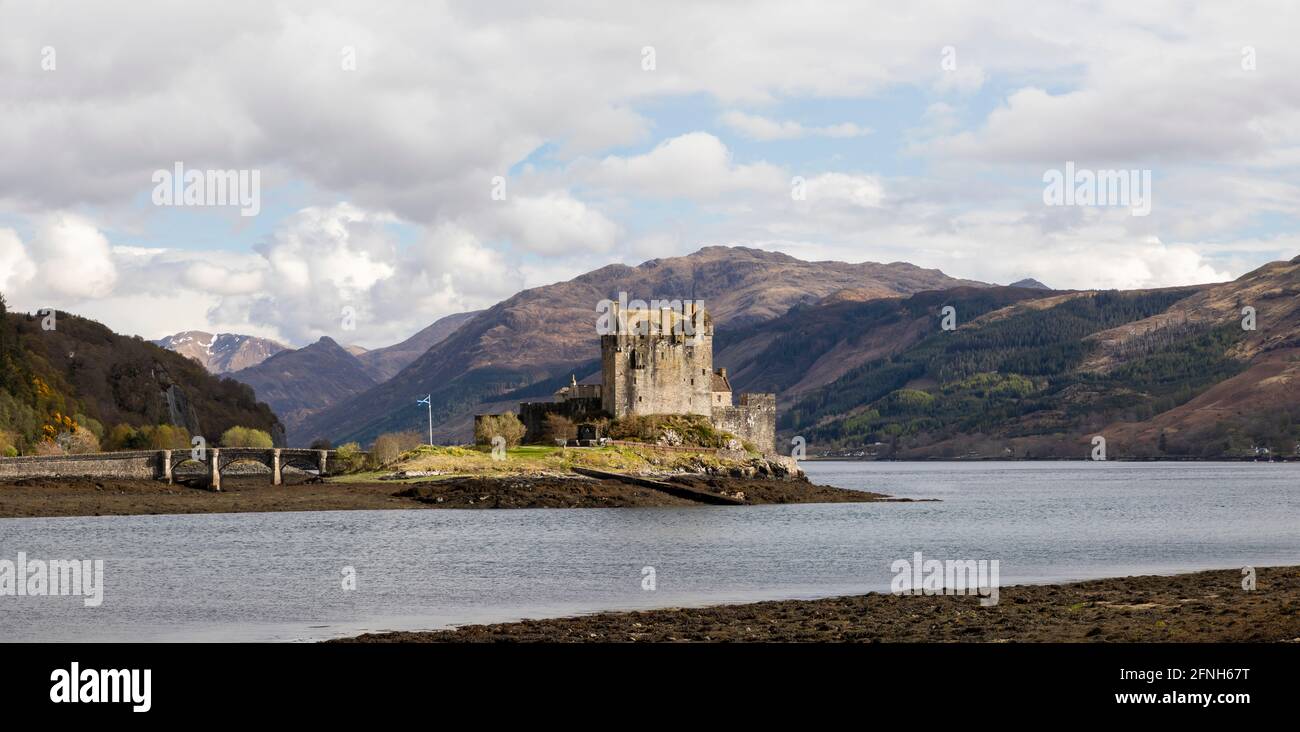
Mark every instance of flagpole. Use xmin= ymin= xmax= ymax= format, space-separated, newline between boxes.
xmin=417 ymin=394 xmax=432 ymax=446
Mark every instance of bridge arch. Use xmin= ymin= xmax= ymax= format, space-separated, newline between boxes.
xmin=278 ymin=450 xmax=326 ymax=483
xmin=167 ymin=454 xmax=207 ymax=481
xmin=207 ymin=448 xmax=333 ymax=490
xmin=215 ymin=449 xmax=274 ymax=473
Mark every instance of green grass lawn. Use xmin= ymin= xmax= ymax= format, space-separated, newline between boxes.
xmin=506 ymin=445 xmax=561 ymax=458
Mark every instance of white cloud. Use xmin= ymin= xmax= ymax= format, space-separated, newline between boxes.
xmin=37 ymin=214 xmax=118 ymax=298
xmin=1 ymin=205 xmax=530 ymax=348
xmin=84 ymin=291 xmax=228 ymax=343
xmin=180 ymin=261 xmax=267 ymax=296
xmin=390 ymin=221 xmax=521 ymax=306
xmin=2 ymin=1 xmax=1298 ymax=344
xmin=489 ymin=193 xmax=621 ymax=255
xmin=719 ymin=111 xmax=871 ymax=141
xmin=804 ymin=173 xmax=885 ymax=209
xmin=933 ymin=64 xmax=987 ymax=95
xmin=582 ymin=132 xmax=784 ymax=199
xmin=255 ymin=204 xmax=396 ymax=297
xmin=975 ymin=236 xmax=1233 ymax=291
xmin=0 ymin=214 xmax=118 ymax=303
xmin=0 ymin=228 xmax=36 ymax=293
xmin=922 ymin=17 xmax=1300 ymax=166
xmin=235 ymin=208 xmax=533 ymax=347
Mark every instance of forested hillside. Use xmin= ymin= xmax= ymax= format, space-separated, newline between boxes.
xmin=718 ymin=286 xmax=1047 ymax=399
xmin=775 ymin=266 xmax=1300 ymax=459
xmin=0 ymin=296 xmax=283 ymax=455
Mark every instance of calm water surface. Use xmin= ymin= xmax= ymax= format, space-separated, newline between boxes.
xmin=1 ymin=461 xmax=1296 ymax=642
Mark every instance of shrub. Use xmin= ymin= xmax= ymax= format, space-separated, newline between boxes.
xmin=220 ymin=426 xmax=274 ymax=448
xmin=32 ymin=440 xmax=64 ymax=456
xmin=73 ymin=414 xmax=105 ymax=441
xmin=104 ymin=423 xmax=193 ymax=450
xmin=474 ymin=414 xmax=525 ymax=448
xmin=396 ymin=430 xmax=423 ymax=452
xmin=541 ymin=414 xmax=576 ymax=443
xmin=57 ymin=426 xmax=100 ymax=454
xmin=105 ymin=423 xmax=141 ymax=450
xmin=334 ymin=442 xmax=366 ymax=472
xmin=889 ymin=389 xmax=936 ymax=411
xmin=371 ymin=431 xmax=422 ymax=466
xmin=309 ymin=438 xmax=333 ymax=450
xmin=607 ymin=414 xmax=732 ymax=448
xmin=0 ymin=392 xmax=42 ymax=452
xmin=145 ymin=424 xmax=192 ymax=450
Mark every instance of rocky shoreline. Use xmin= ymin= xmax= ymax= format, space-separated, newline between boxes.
xmin=335 ymin=566 xmax=1300 ymax=643
xmin=0 ymin=471 xmax=888 ymax=518
xmin=392 ymin=472 xmax=896 ymax=509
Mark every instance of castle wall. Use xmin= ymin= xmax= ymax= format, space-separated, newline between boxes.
xmin=518 ymin=397 xmax=605 ymax=443
xmin=601 ymin=304 xmax=713 ymax=419
xmin=711 ymin=393 xmax=776 ymax=454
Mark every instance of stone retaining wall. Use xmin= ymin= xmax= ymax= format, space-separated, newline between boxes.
xmin=0 ymin=451 xmax=162 ymax=480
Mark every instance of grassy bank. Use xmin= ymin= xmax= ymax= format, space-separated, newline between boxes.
xmin=330 ymin=443 xmax=792 ymax=484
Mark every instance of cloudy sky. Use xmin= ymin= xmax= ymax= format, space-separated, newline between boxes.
xmin=1 ymin=1 xmax=1298 ymax=348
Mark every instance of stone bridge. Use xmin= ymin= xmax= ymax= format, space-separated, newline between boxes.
xmin=0 ymin=448 xmax=355 ymax=491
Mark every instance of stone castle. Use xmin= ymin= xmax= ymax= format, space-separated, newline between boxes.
xmin=515 ymin=301 xmax=776 ymax=453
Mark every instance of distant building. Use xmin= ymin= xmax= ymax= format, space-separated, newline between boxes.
xmin=508 ymin=301 xmax=776 ymax=452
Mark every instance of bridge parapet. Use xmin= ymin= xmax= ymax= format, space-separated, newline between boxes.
xmin=1 ymin=448 xmax=360 ymax=491
xmin=0 ymin=450 xmax=163 ymax=481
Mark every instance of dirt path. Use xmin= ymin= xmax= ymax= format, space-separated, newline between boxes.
xmin=335 ymin=566 xmax=1300 ymax=643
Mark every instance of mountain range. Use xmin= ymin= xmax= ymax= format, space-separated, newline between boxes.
xmin=353 ymin=311 xmax=483 ymax=382
xmin=1008 ymin=278 xmax=1051 ymax=290
xmin=153 ymin=311 xmax=482 ymax=444
xmin=152 ymin=331 xmax=287 ymax=373
xmin=294 ymin=246 xmax=984 ymax=445
xmin=227 ymin=336 xmax=377 ymax=444
xmin=291 ymin=246 xmax=1296 ymax=459
xmin=17 ymin=247 xmax=1298 ymax=461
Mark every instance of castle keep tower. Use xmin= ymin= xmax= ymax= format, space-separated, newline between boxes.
xmin=600 ymin=301 xmax=713 ymax=419
xmin=509 ymin=299 xmax=776 ymax=454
